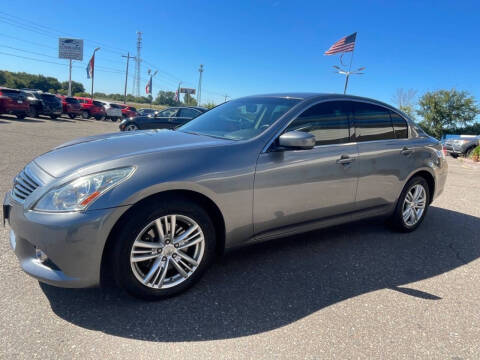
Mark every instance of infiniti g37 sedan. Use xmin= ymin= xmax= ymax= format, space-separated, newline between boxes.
xmin=3 ymin=93 xmax=448 ymax=300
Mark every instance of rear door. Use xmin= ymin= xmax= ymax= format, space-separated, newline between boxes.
xmin=174 ymin=108 xmax=201 ymax=127
xmin=254 ymin=100 xmax=359 ymax=235
xmin=352 ymin=101 xmax=415 ymax=217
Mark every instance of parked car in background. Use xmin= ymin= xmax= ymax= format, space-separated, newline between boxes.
xmin=75 ymin=97 xmax=106 ymax=120
xmin=137 ymin=108 xmax=157 ymax=117
xmin=4 ymin=93 xmax=448 ymax=300
xmin=98 ymin=101 xmax=123 ymax=122
xmin=119 ymin=106 xmax=207 ymax=131
xmin=443 ymin=135 xmax=480 ymax=158
xmin=119 ymin=105 xmax=138 ymax=119
xmin=22 ymin=90 xmax=62 ymax=119
xmin=0 ymin=87 xmax=29 ymax=119
xmin=57 ymin=95 xmax=81 ymax=119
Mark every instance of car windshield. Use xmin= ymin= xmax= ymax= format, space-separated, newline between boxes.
xmin=178 ymin=97 xmax=300 ymax=140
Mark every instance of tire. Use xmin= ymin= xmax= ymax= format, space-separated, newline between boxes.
xmin=465 ymin=147 xmax=474 ymax=158
xmin=50 ymin=114 xmax=58 ymax=119
xmin=29 ymin=106 xmax=38 ymax=118
xmin=81 ymin=110 xmax=89 ymax=119
xmin=111 ymin=117 xmax=118 ymax=122
xmin=16 ymin=113 xmax=26 ymax=119
xmin=111 ymin=198 xmax=216 ymax=300
xmin=450 ymin=153 xmax=458 ymax=159
xmin=125 ymin=123 xmax=138 ymax=131
xmin=68 ymin=113 xmax=76 ymax=119
xmin=94 ymin=115 xmax=103 ymax=121
xmin=389 ymin=176 xmax=430 ymax=232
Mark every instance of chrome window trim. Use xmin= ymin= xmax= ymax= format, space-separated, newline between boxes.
xmin=262 ymin=97 xmax=412 ymax=153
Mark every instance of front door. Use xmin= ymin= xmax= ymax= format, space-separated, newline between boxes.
xmin=253 ymin=101 xmax=359 ymax=236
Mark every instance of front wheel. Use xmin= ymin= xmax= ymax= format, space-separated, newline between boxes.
xmin=68 ymin=113 xmax=76 ymax=119
xmin=465 ymin=147 xmax=474 ymax=158
xmin=389 ymin=176 xmax=430 ymax=232
xmin=125 ymin=123 xmax=138 ymax=131
xmin=111 ymin=198 xmax=216 ymax=300
xmin=81 ymin=110 xmax=89 ymax=119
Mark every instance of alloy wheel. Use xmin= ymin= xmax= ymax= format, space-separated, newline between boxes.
xmin=130 ymin=214 xmax=205 ymax=289
xmin=402 ymin=184 xmax=426 ymax=226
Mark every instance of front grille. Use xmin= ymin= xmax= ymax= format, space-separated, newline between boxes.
xmin=12 ymin=168 xmax=41 ymax=202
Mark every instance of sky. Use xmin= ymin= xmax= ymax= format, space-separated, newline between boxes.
xmin=0 ymin=0 xmax=479 ymax=106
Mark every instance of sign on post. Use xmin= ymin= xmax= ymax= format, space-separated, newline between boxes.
xmin=58 ymin=38 xmax=84 ymax=61
xmin=180 ymin=88 xmax=196 ymax=95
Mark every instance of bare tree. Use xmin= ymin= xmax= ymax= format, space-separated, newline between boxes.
xmin=392 ymin=88 xmax=417 ymax=119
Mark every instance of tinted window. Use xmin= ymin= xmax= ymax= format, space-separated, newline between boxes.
xmin=180 ymin=108 xmax=200 ymax=118
xmin=390 ymin=112 xmax=409 ymax=139
xmin=285 ymin=101 xmax=351 ymax=146
xmin=158 ymin=108 xmax=178 ymax=117
xmin=129 ymin=107 xmax=137 ymax=112
xmin=65 ymin=97 xmax=79 ymax=104
xmin=353 ymin=102 xmax=395 ymax=141
xmin=92 ymin=101 xmax=104 ymax=106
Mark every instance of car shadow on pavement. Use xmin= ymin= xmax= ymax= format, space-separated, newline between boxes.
xmin=41 ymin=206 xmax=480 ymax=342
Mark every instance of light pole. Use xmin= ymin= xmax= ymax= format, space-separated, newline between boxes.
xmin=333 ymin=65 xmax=365 ymax=94
xmin=122 ymin=52 xmax=135 ymax=104
xmin=90 ymin=47 xmax=100 ymax=99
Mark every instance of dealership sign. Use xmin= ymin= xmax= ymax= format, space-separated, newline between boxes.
xmin=58 ymin=38 xmax=84 ymax=61
xmin=180 ymin=87 xmax=196 ymax=95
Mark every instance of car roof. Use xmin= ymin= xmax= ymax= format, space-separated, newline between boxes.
xmin=240 ymin=93 xmax=402 ymax=114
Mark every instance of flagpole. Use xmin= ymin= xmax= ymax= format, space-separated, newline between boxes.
xmin=344 ymin=45 xmax=355 ymax=94
xmin=90 ymin=47 xmax=100 ymax=99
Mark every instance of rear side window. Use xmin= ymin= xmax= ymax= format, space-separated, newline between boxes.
xmin=352 ymin=102 xmax=395 ymax=141
xmin=65 ymin=97 xmax=78 ymax=104
xmin=286 ymin=101 xmax=351 ymax=146
xmin=390 ymin=112 xmax=409 ymax=139
xmin=179 ymin=108 xmax=200 ymax=118
xmin=93 ymin=101 xmax=104 ymax=106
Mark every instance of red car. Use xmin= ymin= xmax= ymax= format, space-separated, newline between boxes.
xmin=57 ymin=95 xmax=82 ymax=119
xmin=119 ymin=104 xmax=138 ymax=119
xmin=0 ymin=88 xmax=30 ymax=119
xmin=75 ymin=97 xmax=106 ymax=120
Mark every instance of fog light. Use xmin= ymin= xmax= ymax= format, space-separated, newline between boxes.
xmin=35 ymin=247 xmax=48 ymax=263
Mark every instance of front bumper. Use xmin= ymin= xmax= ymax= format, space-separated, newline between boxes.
xmin=3 ymin=191 xmax=129 ymax=288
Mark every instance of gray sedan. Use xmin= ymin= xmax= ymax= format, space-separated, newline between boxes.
xmin=3 ymin=93 xmax=447 ymax=300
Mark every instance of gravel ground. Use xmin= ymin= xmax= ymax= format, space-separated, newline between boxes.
xmin=0 ymin=114 xmax=479 ymax=359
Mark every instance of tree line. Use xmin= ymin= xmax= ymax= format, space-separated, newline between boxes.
xmin=392 ymin=88 xmax=480 ymax=139
xmin=0 ymin=70 xmax=207 ymax=107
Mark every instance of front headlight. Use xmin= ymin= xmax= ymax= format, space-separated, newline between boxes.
xmin=34 ymin=167 xmax=135 ymax=212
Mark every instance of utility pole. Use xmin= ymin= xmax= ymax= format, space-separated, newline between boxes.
xmin=197 ymin=64 xmax=204 ymax=106
xmin=133 ymin=31 xmax=142 ymax=97
xmin=68 ymin=59 xmax=72 ymax=96
xmin=90 ymin=47 xmax=100 ymax=99
xmin=176 ymin=81 xmax=182 ymax=104
xmin=122 ymin=52 xmax=135 ymax=104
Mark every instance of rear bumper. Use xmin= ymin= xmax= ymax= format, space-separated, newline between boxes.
xmin=4 ymin=191 xmax=130 ymax=288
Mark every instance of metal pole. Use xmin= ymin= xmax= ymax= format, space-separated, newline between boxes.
xmin=197 ymin=64 xmax=203 ymax=105
xmin=68 ymin=59 xmax=72 ymax=96
xmin=122 ymin=52 xmax=131 ymax=104
xmin=91 ymin=48 xmax=100 ymax=99
xmin=177 ymin=81 xmax=182 ymax=104
xmin=344 ymin=47 xmax=355 ymax=94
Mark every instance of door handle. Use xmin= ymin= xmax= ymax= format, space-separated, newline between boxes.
xmin=336 ymin=154 xmax=355 ymax=165
xmin=401 ymin=147 xmax=413 ymax=156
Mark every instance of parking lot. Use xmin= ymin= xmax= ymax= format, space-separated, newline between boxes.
xmin=0 ymin=114 xmax=479 ymax=359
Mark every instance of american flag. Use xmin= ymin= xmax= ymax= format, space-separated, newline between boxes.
xmin=324 ymin=32 xmax=357 ymax=55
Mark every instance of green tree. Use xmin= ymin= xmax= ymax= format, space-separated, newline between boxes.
xmin=61 ymin=81 xmax=85 ymax=94
xmin=416 ymin=89 xmax=480 ymax=138
xmin=154 ymin=91 xmax=180 ymax=106
xmin=183 ymin=93 xmax=197 ymax=106
xmin=204 ymin=102 xmax=217 ymax=109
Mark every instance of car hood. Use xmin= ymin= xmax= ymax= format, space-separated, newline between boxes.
xmin=34 ymin=130 xmax=230 ymax=178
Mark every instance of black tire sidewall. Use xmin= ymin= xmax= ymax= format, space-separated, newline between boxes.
xmin=112 ymin=198 xmax=216 ymax=300
xmin=392 ymin=176 xmax=430 ymax=232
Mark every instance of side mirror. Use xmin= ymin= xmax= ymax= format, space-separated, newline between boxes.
xmin=278 ymin=131 xmax=315 ymax=150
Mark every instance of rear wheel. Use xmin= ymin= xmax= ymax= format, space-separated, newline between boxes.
xmin=68 ymin=113 xmax=76 ymax=119
xmin=82 ymin=110 xmax=89 ymax=119
xmin=389 ymin=176 xmax=430 ymax=232
xmin=50 ymin=114 xmax=58 ymax=119
xmin=16 ymin=113 xmax=26 ymax=119
xmin=125 ymin=123 xmax=138 ymax=131
xmin=29 ymin=106 xmax=38 ymax=118
xmin=111 ymin=198 xmax=216 ymax=300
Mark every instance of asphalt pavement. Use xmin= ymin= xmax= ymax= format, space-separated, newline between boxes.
xmin=0 ymin=114 xmax=479 ymax=359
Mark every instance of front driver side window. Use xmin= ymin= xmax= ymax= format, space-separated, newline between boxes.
xmin=285 ymin=101 xmax=351 ymax=146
